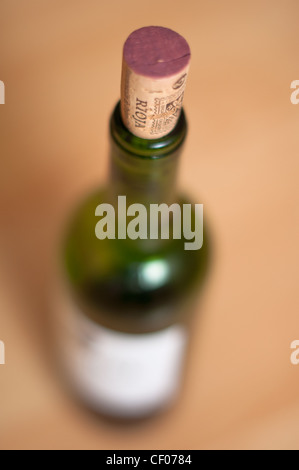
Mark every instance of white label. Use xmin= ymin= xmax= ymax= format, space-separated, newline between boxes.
xmin=62 ymin=308 xmax=187 ymax=417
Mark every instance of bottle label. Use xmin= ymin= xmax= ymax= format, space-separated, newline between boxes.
xmin=60 ymin=305 xmax=188 ymax=417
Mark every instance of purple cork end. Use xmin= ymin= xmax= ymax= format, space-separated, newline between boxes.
xmin=123 ymin=26 xmax=191 ymax=78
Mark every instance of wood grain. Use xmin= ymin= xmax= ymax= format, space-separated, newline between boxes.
xmin=0 ymin=0 xmax=299 ymax=450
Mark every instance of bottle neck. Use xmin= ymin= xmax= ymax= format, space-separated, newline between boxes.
xmin=109 ymin=102 xmax=187 ymax=208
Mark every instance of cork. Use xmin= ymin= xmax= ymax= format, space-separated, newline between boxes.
xmin=121 ymin=26 xmax=191 ymax=140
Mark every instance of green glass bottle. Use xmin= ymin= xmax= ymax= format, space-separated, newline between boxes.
xmin=58 ymin=27 xmax=209 ymax=419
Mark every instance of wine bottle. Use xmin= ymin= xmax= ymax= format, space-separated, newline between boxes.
xmin=58 ymin=26 xmax=209 ymax=419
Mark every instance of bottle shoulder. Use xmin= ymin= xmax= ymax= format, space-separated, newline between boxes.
xmin=62 ymin=187 xmax=210 ymax=333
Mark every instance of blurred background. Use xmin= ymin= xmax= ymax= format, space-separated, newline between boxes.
xmin=0 ymin=0 xmax=299 ymax=450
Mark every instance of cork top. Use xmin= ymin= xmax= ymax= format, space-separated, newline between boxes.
xmin=121 ymin=26 xmax=191 ymax=140
xmin=123 ymin=26 xmax=191 ymax=79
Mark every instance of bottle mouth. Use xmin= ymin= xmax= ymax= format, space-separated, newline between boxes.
xmin=110 ymin=101 xmax=187 ymax=159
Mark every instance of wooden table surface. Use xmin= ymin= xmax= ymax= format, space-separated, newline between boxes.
xmin=0 ymin=0 xmax=299 ymax=450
